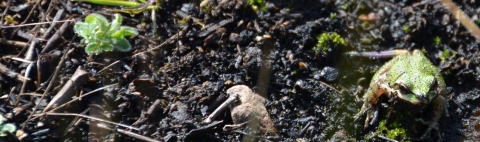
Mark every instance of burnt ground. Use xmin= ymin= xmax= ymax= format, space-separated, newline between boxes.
xmin=0 ymin=0 xmax=480 ymax=141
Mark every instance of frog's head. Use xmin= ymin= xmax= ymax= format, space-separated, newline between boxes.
xmin=392 ymin=72 xmax=440 ymax=106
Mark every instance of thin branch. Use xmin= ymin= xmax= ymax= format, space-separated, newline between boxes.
xmin=21 ymin=41 xmax=73 ymax=130
xmin=15 ymin=62 xmax=33 ymax=106
xmin=0 ymin=20 xmax=74 ymax=28
xmin=10 ymin=0 xmax=41 ymax=39
xmin=34 ymin=113 xmax=139 ymax=131
xmin=30 ymin=84 xmax=118 ymax=121
xmin=0 ymin=0 xmax=12 ymax=26
xmin=41 ymin=9 xmax=65 ymax=39
xmin=0 ymin=39 xmax=28 ymax=47
xmin=116 ymin=128 xmax=160 ymax=142
xmin=203 ymin=94 xmax=238 ymax=124
xmin=41 ymin=20 xmax=71 ymax=54
xmin=97 ymin=124 xmax=159 ymax=142
xmin=0 ymin=63 xmax=30 ymax=82
xmin=45 ymin=83 xmax=117 ymax=113
xmin=43 ymin=66 xmax=88 ymax=112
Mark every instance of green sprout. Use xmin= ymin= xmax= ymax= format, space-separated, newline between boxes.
xmin=433 ymin=36 xmax=441 ymax=45
xmin=402 ymin=25 xmax=410 ymax=33
xmin=0 ymin=115 xmax=16 ymax=137
xmin=248 ymin=0 xmax=266 ymax=11
xmin=379 ymin=120 xmax=407 ymax=140
xmin=341 ymin=3 xmax=349 ymax=10
xmin=74 ymin=13 xmax=138 ymax=55
xmin=440 ymin=48 xmax=456 ymax=61
xmin=314 ymin=32 xmax=345 ymax=55
xmin=4 ymin=15 xmax=18 ymax=25
xmin=330 ymin=13 xmax=337 ymax=20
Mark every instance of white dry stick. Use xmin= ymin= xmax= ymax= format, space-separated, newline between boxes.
xmin=202 ymin=94 xmax=238 ymax=124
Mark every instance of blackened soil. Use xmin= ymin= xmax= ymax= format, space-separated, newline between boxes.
xmin=0 ymin=0 xmax=480 ymax=141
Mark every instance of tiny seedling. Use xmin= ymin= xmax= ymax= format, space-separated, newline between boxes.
xmin=74 ymin=13 xmax=138 ymax=55
xmin=248 ymin=0 xmax=266 ymax=11
xmin=402 ymin=25 xmax=410 ymax=33
xmin=0 ymin=115 xmax=16 ymax=137
xmin=433 ymin=36 xmax=441 ymax=45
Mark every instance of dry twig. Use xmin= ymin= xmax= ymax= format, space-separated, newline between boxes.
xmin=34 ymin=113 xmax=139 ymax=131
xmin=440 ymin=0 xmax=480 ymax=42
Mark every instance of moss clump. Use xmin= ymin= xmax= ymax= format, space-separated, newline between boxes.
xmin=441 ymin=48 xmax=456 ymax=61
xmin=330 ymin=13 xmax=337 ymax=20
xmin=433 ymin=36 xmax=441 ymax=45
xmin=248 ymin=0 xmax=266 ymax=11
xmin=402 ymin=25 xmax=410 ymax=33
xmin=380 ymin=120 xmax=407 ymax=139
xmin=314 ymin=32 xmax=345 ymax=55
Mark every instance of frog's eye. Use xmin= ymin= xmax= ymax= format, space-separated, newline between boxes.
xmin=394 ymin=83 xmax=410 ymax=94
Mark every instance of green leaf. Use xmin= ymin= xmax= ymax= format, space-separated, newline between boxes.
xmin=120 ymin=26 xmax=139 ymax=36
xmin=111 ymin=28 xmax=126 ymax=40
xmin=85 ymin=13 xmax=109 ymax=30
xmin=109 ymin=14 xmax=123 ymax=32
xmin=94 ymin=30 xmax=110 ymax=41
xmin=85 ymin=43 xmax=98 ymax=55
xmin=74 ymin=22 xmax=88 ymax=38
xmin=0 ymin=123 xmax=16 ymax=137
xmin=100 ymin=41 xmax=114 ymax=52
xmin=114 ymin=38 xmax=132 ymax=52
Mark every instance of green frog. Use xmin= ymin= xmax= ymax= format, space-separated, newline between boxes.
xmin=353 ymin=49 xmax=447 ymax=139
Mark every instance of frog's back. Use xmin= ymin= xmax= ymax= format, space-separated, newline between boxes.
xmin=369 ymin=51 xmax=446 ymax=95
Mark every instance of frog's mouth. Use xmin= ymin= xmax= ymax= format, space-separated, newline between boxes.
xmin=392 ymin=75 xmax=439 ymax=106
xmin=398 ymin=91 xmax=438 ymax=106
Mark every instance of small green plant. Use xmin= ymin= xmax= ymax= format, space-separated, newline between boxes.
xmin=379 ymin=120 xmax=407 ymax=140
xmin=74 ymin=13 xmax=138 ymax=55
xmin=433 ymin=36 xmax=441 ymax=45
xmin=330 ymin=12 xmax=337 ymax=20
xmin=440 ymin=48 xmax=456 ymax=61
xmin=0 ymin=115 xmax=16 ymax=136
xmin=341 ymin=3 xmax=349 ymax=10
xmin=314 ymin=32 xmax=345 ymax=55
xmin=402 ymin=25 xmax=410 ymax=33
xmin=248 ymin=0 xmax=266 ymax=11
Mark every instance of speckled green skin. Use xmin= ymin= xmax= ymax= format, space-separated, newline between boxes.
xmin=355 ymin=50 xmax=447 ymax=137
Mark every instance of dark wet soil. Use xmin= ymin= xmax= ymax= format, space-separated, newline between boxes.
xmin=0 ymin=0 xmax=480 ymax=141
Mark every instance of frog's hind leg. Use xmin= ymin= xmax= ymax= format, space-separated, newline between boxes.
xmin=416 ymin=95 xmax=446 ymax=140
xmin=354 ymin=102 xmax=370 ymax=121
xmin=354 ymin=102 xmax=375 ymax=129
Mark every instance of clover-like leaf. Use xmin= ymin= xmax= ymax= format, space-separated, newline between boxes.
xmin=120 ymin=26 xmax=139 ymax=36
xmin=0 ymin=123 xmax=16 ymax=137
xmin=114 ymin=38 xmax=132 ymax=52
